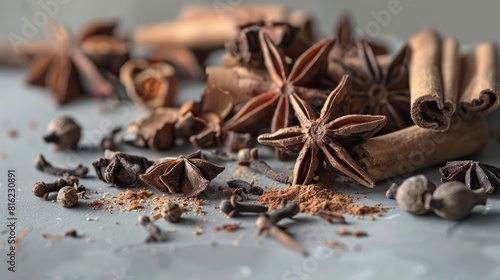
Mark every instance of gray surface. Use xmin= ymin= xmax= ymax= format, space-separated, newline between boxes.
xmin=1 ymin=1 xmax=500 ymax=279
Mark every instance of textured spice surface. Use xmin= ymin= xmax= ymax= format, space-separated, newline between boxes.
xmin=257 ymin=184 xmax=387 ymax=217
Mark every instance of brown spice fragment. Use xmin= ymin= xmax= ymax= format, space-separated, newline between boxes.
xmin=193 ymin=226 xmax=204 ymax=236
xmin=7 ymin=129 xmax=18 ymax=138
xmin=213 ymin=223 xmax=243 ymax=233
xmin=15 ymin=227 xmax=32 ymax=249
xmin=337 ymin=227 xmax=368 ymax=237
xmin=257 ymin=184 xmax=387 ymax=218
xmin=0 ymin=153 xmax=5 ymax=160
xmin=88 ymin=199 xmax=109 ymax=210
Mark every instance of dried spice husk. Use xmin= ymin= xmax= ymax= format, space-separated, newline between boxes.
xmin=139 ymin=151 xmax=225 ymax=197
xmin=353 ymin=117 xmax=488 ymax=183
xmin=409 ymin=29 xmax=459 ymax=131
xmin=224 ymin=21 xmax=312 ymax=69
xmin=330 ymin=13 xmax=387 ymax=59
xmin=122 ymin=107 xmax=178 ymax=151
xmin=26 ymin=21 xmax=122 ymax=105
xmin=439 ymin=160 xmax=500 ymax=194
xmin=120 ymin=59 xmax=178 ymax=109
xmin=206 ymin=66 xmax=275 ymax=106
xmin=93 ymin=150 xmax=155 ymax=188
xmin=458 ymin=42 xmax=500 ymax=118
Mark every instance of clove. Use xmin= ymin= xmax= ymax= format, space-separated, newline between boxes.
xmin=219 ymin=195 xmax=268 ymax=217
xmin=100 ymin=126 xmax=122 ymax=151
xmin=238 ymin=148 xmax=292 ymax=184
xmin=42 ymin=116 xmax=81 ymax=151
xmin=386 ymin=175 xmax=436 ymax=215
xmin=227 ymin=179 xmax=264 ymax=200
xmin=255 ymin=200 xmax=307 ymax=256
xmin=32 ymin=175 xmax=80 ymax=198
xmin=315 ymin=210 xmax=346 ymax=224
xmin=425 ymin=181 xmax=487 ymax=220
xmin=34 ymin=154 xmax=89 ymax=177
xmin=138 ymin=215 xmax=165 ymax=243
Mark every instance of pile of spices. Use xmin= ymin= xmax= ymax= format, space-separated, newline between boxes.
xmin=257 ymin=184 xmax=387 ymax=218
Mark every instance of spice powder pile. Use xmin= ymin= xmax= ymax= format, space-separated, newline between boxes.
xmin=257 ymin=184 xmax=387 ymax=218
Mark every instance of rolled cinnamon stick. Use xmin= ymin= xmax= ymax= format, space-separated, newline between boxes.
xmin=178 ymin=4 xmax=288 ymax=22
xmin=458 ymin=42 xmax=500 ymax=118
xmin=409 ymin=29 xmax=458 ymax=131
xmin=353 ymin=116 xmax=488 ymax=183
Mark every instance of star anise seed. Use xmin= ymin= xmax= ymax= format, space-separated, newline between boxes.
xmin=439 ymin=160 xmax=500 ymax=194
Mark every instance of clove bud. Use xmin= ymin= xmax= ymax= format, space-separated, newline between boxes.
xmin=42 ymin=116 xmax=81 ymax=151
xmin=32 ymin=175 xmax=79 ymax=198
xmin=386 ymin=175 xmax=436 ymax=215
xmin=425 ymin=181 xmax=487 ymax=220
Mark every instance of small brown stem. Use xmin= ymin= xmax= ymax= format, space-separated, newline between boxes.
xmin=34 ymin=154 xmax=89 ymax=177
xmin=238 ymin=148 xmax=292 ymax=184
xmin=219 ymin=195 xmax=268 ymax=217
xmin=138 ymin=215 xmax=165 ymax=243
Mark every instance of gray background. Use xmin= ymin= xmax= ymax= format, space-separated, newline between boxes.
xmin=1 ymin=1 xmax=500 ymax=280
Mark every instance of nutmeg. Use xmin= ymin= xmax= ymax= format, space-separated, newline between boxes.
xmin=386 ymin=175 xmax=436 ymax=215
xmin=425 ymin=181 xmax=487 ymax=220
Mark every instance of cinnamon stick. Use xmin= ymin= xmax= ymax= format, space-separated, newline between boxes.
xmin=134 ymin=5 xmax=312 ymax=50
xmin=458 ymin=42 xmax=500 ymax=118
xmin=409 ymin=29 xmax=458 ymax=131
xmin=353 ymin=117 xmax=488 ymax=183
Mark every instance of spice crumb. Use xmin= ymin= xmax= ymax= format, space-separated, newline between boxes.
xmin=0 ymin=153 xmax=5 ymax=160
xmin=322 ymin=241 xmax=348 ymax=251
xmin=213 ymin=223 xmax=243 ymax=233
xmin=193 ymin=226 xmax=203 ymax=236
xmin=7 ymin=129 xmax=18 ymax=138
xmin=337 ymin=227 xmax=368 ymax=237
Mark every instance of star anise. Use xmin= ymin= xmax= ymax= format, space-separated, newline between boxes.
xmin=257 ymin=75 xmax=386 ymax=187
xmin=336 ymin=41 xmax=412 ymax=133
xmin=26 ymin=21 xmax=126 ymax=105
xmin=139 ymin=151 xmax=225 ymax=197
xmin=330 ymin=13 xmax=387 ymax=59
xmin=149 ymin=45 xmax=205 ymax=80
xmin=93 ymin=150 xmax=155 ymax=188
xmin=225 ymin=32 xmax=334 ymax=157
xmin=439 ymin=161 xmax=500 ymax=194
xmin=225 ymin=21 xmax=312 ymax=68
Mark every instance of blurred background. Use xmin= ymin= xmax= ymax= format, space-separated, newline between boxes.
xmin=0 ymin=0 xmax=499 ymax=45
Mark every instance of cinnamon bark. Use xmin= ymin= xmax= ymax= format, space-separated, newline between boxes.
xmin=134 ymin=5 xmax=312 ymax=50
xmin=409 ymin=29 xmax=458 ymax=131
xmin=352 ymin=117 xmax=488 ymax=183
xmin=458 ymin=42 xmax=500 ymax=118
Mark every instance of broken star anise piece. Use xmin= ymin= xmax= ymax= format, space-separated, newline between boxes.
xmin=224 ymin=21 xmax=312 ymax=68
xmin=122 ymin=107 xmax=178 ymax=151
xmin=139 ymin=151 xmax=225 ymax=197
xmin=334 ymin=41 xmax=412 ymax=133
xmin=257 ymin=75 xmax=386 ymax=187
xmin=225 ymin=31 xmax=334 ymax=158
xmin=439 ymin=161 xmax=500 ymax=194
xmin=93 ymin=150 xmax=155 ymax=188
xmin=120 ymin=59 xmax=178 ymax=109
xmin=330 ymin=13 xmax=387 ymax=59
xmin=26 ymin=21 xmax=126 ymax=105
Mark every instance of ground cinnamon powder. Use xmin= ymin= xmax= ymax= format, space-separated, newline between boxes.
xmin=257 ymin=184 xmax=387 ymax=218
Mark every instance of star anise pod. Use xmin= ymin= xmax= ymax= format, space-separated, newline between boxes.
xmin=26 ymin=21 xmax=125 ymax=105
xmin=257 ymin=75 xmax=386 ymax=187
xmin=225 ymin=32 xmax=334 ymax=157
xmin=93 ymin=150 xmax=155 ymax=188
xmin=225 ymin=21 xmax=312 ymax=68
xmin=139 ymin=151 xmax=225 ymax=197
xmin=336 ymin=41 xmax=412 ymax=133
xmin=330 ymin=13 xmax=387 ymax=59
xmin=439 ymin=161 xmax=500 ymax=194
